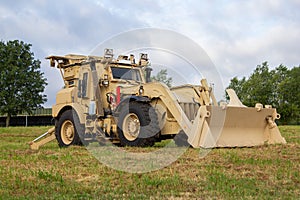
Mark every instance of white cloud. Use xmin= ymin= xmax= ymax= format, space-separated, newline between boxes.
xmin=0 ymin=0 xmax=146 ymax=106
xmin=0 ymin=0 xmax=299 ymax=105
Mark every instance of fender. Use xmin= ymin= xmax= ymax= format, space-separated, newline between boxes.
xmin=52 ymin=103 xmax=85 ymax=124
xmin=114 ymin=95 xmax=150 ymax=114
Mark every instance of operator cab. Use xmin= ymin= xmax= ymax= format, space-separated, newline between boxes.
xmin=105 ymin=49 xmax=152 ymax=84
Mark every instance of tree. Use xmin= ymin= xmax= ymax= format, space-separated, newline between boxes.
xmin=277 ymin=66 xmax=300 ymax=124
xmin=226 ymin=62 xmax=273 ymax=106
xmin=226 ymin=76 xmax=246 ymax=100
xmin=0 ymin=40 xmax=47 ymax=127
xmin=270 ymin=64 xmax=289 ymax=108
xmin=242 ymin=62 xmax=274 ymax=106
xmin=151 ymin=69 xmax=172 ymax=87
xmin=226 ymin=62 xmax=299 ymax=125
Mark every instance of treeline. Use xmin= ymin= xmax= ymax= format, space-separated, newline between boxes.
xmin=226 ymin=62 xmax=299 ymax=125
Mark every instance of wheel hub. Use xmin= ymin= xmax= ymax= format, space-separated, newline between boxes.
xmin=61 ymin=120 xmax=75 ymax=145
xmin=123 ymin=113 xmax=140 ymax=141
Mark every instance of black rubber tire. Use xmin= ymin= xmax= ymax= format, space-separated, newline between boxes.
xmin=117 ymin=102 xmax=160 ymax=147
xmin=55 ymin=110 xmax=82 ymax=147
xmin=174 ymin=130 xmax=190 ymax=147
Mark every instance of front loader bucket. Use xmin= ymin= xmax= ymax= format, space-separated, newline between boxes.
xmin=189 ymin=106 xmax=286 ymax=148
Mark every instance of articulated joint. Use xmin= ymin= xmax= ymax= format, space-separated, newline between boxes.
xmin=266 ymin=113 xmax=280 ymax=129
xmin=201 ymin=109 xmax=211 ymax=118
xmin=266 ymin=116 xmax=276 ymax=128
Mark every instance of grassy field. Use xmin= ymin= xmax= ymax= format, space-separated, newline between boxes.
xmin=0 ymin=126 xmax=299 ymax=199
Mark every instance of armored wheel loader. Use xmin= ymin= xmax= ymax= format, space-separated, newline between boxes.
xmin=29 ymin=49 xmax=286 ymax=150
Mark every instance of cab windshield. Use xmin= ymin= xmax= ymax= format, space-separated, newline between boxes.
xmin=111 ymin=67 xmax=142 ymax=82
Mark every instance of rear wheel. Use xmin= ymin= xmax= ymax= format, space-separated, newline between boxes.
xmin=55 ymin=110 xmax=82 ymax=147
xmin=117 ymin=102 xmax=160 ymax=147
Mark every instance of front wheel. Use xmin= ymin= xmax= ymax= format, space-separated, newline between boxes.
xmin=55 ymin=110 xmax=82 ymax=147
xmin=117 ymin=102 xmax=160 ymax=147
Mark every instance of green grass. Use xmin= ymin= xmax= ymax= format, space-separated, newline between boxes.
xmin=0 ymin=126 xmax=299 ymax=199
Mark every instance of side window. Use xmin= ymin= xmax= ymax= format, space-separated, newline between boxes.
xmin=133 ymin=69 xmax=141 ymax=82
xmin=78 ymin=80 xmax=82 ymax=97
xmin=82 ymin=72 xmax=88 ymax=97
xmin=78 ymin=72 xmax=88 ymax=98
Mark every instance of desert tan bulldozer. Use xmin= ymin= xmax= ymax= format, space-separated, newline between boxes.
xmin=29 ymin=49 xmax=286 ymax=150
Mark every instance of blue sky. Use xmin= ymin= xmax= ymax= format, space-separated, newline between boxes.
xmin=1 ymin=0 xmax=299 ymax=106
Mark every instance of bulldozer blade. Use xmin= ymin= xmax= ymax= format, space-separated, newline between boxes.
xmin=192 ymin=106 xmax=286 ymax=148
